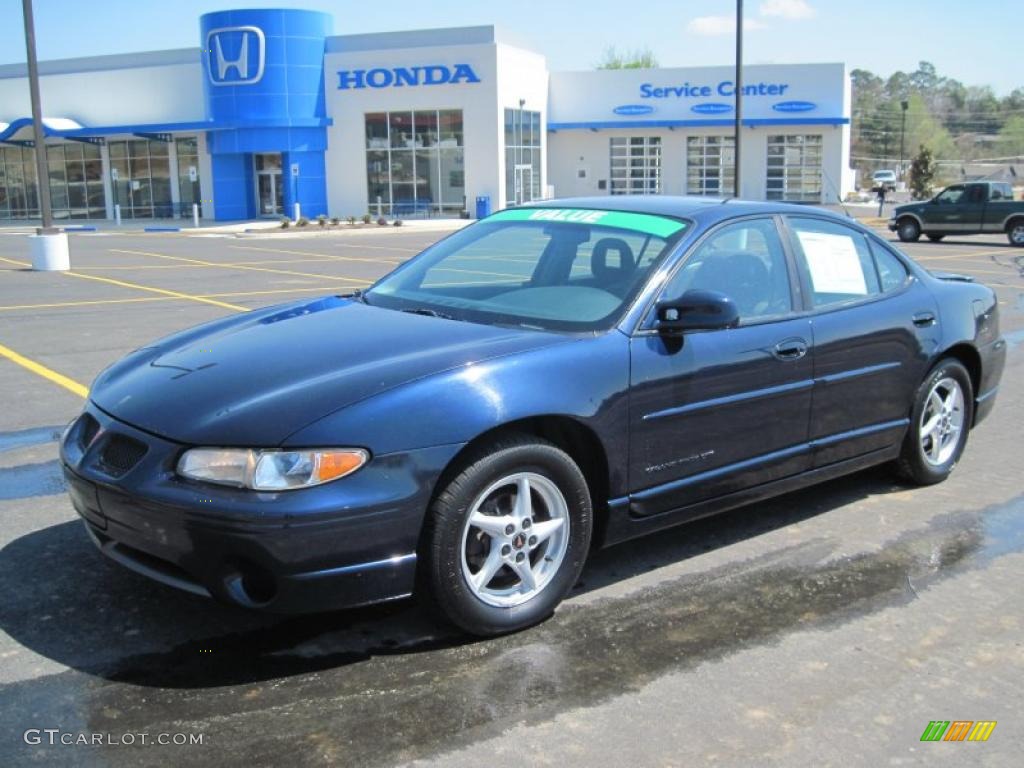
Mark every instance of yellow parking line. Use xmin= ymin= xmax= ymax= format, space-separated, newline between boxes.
xmin=73 ymin=256 xmax=346 ymax=271
xmin=227 ymin=243 xmax=404 ymax=264
xmin=62 ymin=270 xmax=250 ymax=311
xmin=0 ymin=284 xmax=361 ymax=312
xmin=913 ymin=249 xmax=1008 ymax=262
xmin=112 ymin=248 xmax=374 ymax=283
xmin=0 ymin=341 xmax=88 ymax=398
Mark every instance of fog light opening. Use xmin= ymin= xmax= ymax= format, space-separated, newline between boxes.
xmin=224 ymin=561 xmax=278 ymax=607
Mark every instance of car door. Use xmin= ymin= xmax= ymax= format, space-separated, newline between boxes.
xmin=628 ymin=216 xmax=813 ymax=517
xmin=782 ymin=215 xmax=939 ymax=467
xmin=923 ymin=184 xmax=981 ymax=235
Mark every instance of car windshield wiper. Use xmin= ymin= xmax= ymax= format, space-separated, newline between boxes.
xmin=400 ymin=307 xmax=457 ymax=320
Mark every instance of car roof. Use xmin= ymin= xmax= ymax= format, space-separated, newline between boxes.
xmin=524 ymin=195 xmax=852 ymax=227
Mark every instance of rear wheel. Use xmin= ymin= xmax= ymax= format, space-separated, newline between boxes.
xmin=422 ymin=435 xmax=592 ymax=636
xmin=927 ymin=234 xmax=945 ymax=242
xmin=897 ymin=217 xmax=921 ymax=243
xmin=896 ymin=359 xmax=973 ymax=485
xmin=1007 ymin=220 xmax=1024 ymax=247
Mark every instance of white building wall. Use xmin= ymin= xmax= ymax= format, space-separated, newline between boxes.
xmin=0 ymin=53 xmax=204 ymax=126
xmin=323 ymin=41 xmax=501 ymax=217
xmin=493 ymin=43 xmax=549 ymax=207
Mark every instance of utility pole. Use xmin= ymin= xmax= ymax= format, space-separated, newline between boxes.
xmin=22 ymin=0 xmax=53 ymax=232
xmin=898 ymin=100 xmax=909 ymax=181
xmin=21 ymin=0 xmax=68 ymax=269
xmin=733 ymin=0 xmax=743 ymax=198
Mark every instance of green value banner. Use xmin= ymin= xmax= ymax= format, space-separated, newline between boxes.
xmin=486 ymin=207 xmax=688 ymax=239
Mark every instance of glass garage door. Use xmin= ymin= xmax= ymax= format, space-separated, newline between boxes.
xmin=686 ymin=135 xmax=735 ymax=196
xmin=610 ymin=137 xmax=661 ymax=195
xmin=766 ymin=134 xmax=822 ymax=203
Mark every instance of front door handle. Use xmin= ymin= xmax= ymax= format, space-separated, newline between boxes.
xmin=772 ymin=338 xmax=808 ymax=361
xmin=913 ymin=311 xmax=936 ymax=327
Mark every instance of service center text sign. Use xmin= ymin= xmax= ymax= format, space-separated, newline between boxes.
xmin=337 ymin=64 xmax=481 ymax=89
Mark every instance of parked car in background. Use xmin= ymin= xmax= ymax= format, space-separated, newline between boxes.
xmin=872 ymin=169 xmax=898 ymax=192
xmin=890 ymin=181 xmax=1024 ymax=245
xmin=61 ymin=197 xmax=1006 ymax=636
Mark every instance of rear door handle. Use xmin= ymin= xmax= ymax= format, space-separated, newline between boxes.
xmin=772 ymin=339 xmax=808 ymax=361
xmin=913 ymin=311 xmax=936 ymax=327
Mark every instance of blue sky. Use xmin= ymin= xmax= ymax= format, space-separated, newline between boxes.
xmin=0 ymin=0 xmax=1018 ymax=94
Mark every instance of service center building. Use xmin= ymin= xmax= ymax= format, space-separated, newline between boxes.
xmin=0 ymin=8 xmax=851 ymax=223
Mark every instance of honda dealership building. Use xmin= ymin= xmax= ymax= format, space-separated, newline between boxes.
xmin=0 ymin=8 xmax=852 ymax=222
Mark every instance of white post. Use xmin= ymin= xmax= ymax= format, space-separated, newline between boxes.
xmin=192 ymin=203 xmax=200 ymax=228
xmin=376 ymin=195 xmax=382 ymax=217
xmin=293 ymin=202 xmax=301 ymax=222
xmin=114 ymin=204 xmax=121 ymax=226
xmin=30 ymin=231 xmax=70 ymax=271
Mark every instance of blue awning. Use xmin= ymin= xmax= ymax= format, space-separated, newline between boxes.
xmin=0 ymin=116 xmax=332 ymax=143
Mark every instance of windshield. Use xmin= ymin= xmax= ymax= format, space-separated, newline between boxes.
xmin=365 ymin=207 xmax=688 ymax=332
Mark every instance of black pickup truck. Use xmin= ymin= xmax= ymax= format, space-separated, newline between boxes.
xmin=889 ymin=181 xmax=1024 ymax=246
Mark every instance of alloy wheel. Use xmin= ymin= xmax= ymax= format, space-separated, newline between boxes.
xmin=919 ymin=376 xmax=965 ymax=466
xmin=460 ymin=472 xmax=570 ymax=608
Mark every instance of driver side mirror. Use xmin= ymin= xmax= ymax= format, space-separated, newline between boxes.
xmin=655 ymin=289 xmax=740 ymax=334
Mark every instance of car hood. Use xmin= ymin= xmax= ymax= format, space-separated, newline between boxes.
xmin=90 ymin=296 xmax=570 ymax=446
xmin=893 ymin=202 xmax=926 ymax=215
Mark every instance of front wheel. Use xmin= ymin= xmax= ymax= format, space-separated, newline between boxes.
xmin=896 ymin=359 xmax=973 ymax=485
xmin=897 ymin=218 xmax=921 ymax=242
xmin=1007 ymin=220 xmax=1024 ymax=247
xmin=422 ymin=435 xmax=592 ymax=636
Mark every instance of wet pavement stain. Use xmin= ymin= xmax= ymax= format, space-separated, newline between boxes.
xmin=1 ymin=490 xmax=1022 ymax=767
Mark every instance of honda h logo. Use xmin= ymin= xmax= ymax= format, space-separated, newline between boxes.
xmin=206 ymin=26 xmax=266 ymax=86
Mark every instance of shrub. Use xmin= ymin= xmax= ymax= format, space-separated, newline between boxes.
xmin=317 ymin=215 xmax=328 ymax=227
xmin=296 ymin=216 xmax=310 ymax=227
xmin=362 ymin=213 xmax=372 ymax=224
xmin=393 ymin=219 xmax=403 ymax=227
xmin=377 ymin=217 xmax=388 ymax=226
xmin=279 ymin=217 xmax=291 ymax=229
xmin=347 ymin=216 xmax=356 ymax=226
xmin=330 ymin=217 xmax=340 ymax=226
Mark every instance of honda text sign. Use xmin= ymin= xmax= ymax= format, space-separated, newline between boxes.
xmin=206 ymin=26 xmax=266 ymax=86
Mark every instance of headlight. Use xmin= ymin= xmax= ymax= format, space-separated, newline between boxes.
xmin=177 ymin=447 xmax=369 ymax=491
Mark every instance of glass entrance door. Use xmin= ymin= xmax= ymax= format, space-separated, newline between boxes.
xmin=514 ymin=164 xmax=533 ymax=205
xmin=254 ymin=153 xmax=284 ymax=216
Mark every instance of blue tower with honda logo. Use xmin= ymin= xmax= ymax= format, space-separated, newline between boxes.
xmin=200 ymin=9 xmax=331 ymax=220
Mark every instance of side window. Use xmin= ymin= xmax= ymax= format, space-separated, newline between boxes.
xmin=663 ymin=218 xmax=792 ymax=322
xmin=935 ymin=185 xmax=965 ymax=205
xmin=869 ymin=239 xmax=910 ymax=293
xmin=786 ymin=217 xmax=881 ymax=308
xmin=967 ymin=185 xmax=985 ymax=204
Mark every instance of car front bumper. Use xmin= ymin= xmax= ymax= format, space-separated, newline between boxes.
xmin=60 ymin=403 xmax=463 ymax=613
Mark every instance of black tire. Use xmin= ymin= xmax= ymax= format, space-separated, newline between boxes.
xmin=895 ymin=358 xmax=973 ymax=485
xmin=926 ymin=234 xmax=945 ymax=242
xmin=421 ymin=435 xmax=592 ymax=636
xmin=1007 ymin=219 xmax=1024 ymax=247
xmin=897 ymin=217 xmax=921 ymax=243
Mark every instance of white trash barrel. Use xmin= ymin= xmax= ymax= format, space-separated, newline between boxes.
xmin=29 ymin=232 xmax=70 ymax=271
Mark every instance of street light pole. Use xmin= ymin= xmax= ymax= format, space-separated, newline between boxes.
xmin=733 ymin=0 xmax=743 ymax=198
xmin=21 ymin=0 xmax=54 ymax=233
xmin=898 ymin=100 xmax=909 ymax=182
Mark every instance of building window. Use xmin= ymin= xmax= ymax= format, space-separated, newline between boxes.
xmin=610 ymin=137 xmax=661 ymax=195
xmin=47 ymin=142 xmax=105 ymax=220
xmin=175 ymin=137 xmax=202 ymax=217
xmin=686 ymin=135 xmax=734 ymax=196
xmin=504 ymin=108 xmax=541 ymax=205
xmin=365 ymin=110 xmax=465 ymax=216
xmin=108 ymin=139 xmax=173 ymax=219
xmin=0 ymin=145 xmax=39 ymax=219
xmin=766 ymin=134 xmax=823 ymax=202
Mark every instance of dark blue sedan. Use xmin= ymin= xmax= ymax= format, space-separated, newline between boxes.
xmin=61 ymin=197 xmax=1006 ymax=635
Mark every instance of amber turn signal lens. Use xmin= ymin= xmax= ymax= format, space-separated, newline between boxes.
xmin=315 ymin=450 xmax=369 ymax=483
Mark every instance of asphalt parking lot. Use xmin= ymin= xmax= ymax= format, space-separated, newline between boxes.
xmin=1 ymin=220 xmax=1023 ymax=766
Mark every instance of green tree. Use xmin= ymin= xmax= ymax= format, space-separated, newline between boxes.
xmin=596 ymin=46 xmax=658 ymax=69
xmin=998 ymin=115 xmax=1024 ymax=157
xmin=909 ymin=145 xmax=937 ymax=200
